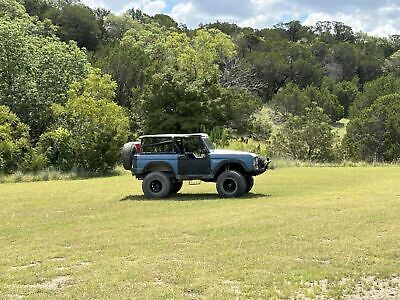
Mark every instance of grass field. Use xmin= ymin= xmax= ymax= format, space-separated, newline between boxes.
xmin=1 ymin=167 xmax=400 ymax=299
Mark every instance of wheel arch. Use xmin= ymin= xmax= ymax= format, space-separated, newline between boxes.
xmin=143 ymin=162 xmax=176 ymax=176
xmin=213 ymin=160 xmax=248 ymax=180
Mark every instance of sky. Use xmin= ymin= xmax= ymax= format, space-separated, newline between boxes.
xmin=82 ymin=0 xmax=400 ymax=37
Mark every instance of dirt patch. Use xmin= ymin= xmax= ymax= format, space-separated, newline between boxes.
xmin=49 ymin=257 xmax=65 ymax=262
xmin=345 ymin=276 xmax=400 ymax=299
xmin=29 ymin=276 xmax=71 ymax=290
xmin=294 ymin=276 xmax=400 ymax=299
xmin=11 ymin=261 xmax=41 ymax=271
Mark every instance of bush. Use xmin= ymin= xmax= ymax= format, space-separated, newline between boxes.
xmin=271 ymin=106 xmax=335 ymax=162
xmin=36 ymin=127 xmax=74 ymax=171
xmin=0 ymin=105 xmax=30 ymax=173
xmin=47 ymin=70 xmax=129 ymax=172
xmin=209 ymin=127 xmax=232 ymax=147
xmin=344 ymin=93 xmax=400 ymax=162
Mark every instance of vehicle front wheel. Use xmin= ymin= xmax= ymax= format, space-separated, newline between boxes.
xmin=216 ymin=170 xmax=246 ymax=198
xmin=142 ymin=172 xmax=172 ymax=199
xmin=245 ymin=175 xmax=254 ymax=193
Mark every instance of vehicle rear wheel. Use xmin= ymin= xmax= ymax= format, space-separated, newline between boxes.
xmin=171 ymin=181 xmax=183 ymax=194
xmin=142 ymin=172 xmax=172 ymax=199
xmin=216 ymin=170 xmax=246 ymax=198
xmin=245 ymin=175 xmax=254 ymax=193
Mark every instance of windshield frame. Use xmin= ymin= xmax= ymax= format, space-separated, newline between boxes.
xmin=202 ymin=137 xmax=215 ymax=151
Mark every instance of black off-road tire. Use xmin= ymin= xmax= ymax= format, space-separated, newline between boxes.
xmin=216 ymin=170 xmax=246 ymax=198
xmin=122 ymin=142 xmax=135 ymax=170
xmin=245 ymin=175 xmax=254 ymax=193
xmin=171 ymin=181 xmax=183 ymax=194
xmin=142 ymin=172 xmax=172 ymax=199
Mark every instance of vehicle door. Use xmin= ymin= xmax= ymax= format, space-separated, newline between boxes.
xmin=176 ymin=136 xmax=211 ymax=176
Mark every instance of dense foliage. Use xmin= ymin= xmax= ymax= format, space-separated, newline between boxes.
xmin=344 ymin=94 xmax=400 ymax=162
xmin=0 ymin=0 xmax=399 ymax=174
xmin=0 ymin=105 xmax=30 ymax=173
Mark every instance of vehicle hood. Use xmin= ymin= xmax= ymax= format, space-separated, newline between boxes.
xmin=209 ymin=149 xmax=257 ymax=158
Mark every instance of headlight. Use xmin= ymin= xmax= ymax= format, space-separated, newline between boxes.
xmin=253 ymin=157 xmax=259 ymax=169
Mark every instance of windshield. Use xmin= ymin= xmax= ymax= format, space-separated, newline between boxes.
xmin=202 ymin=137 xmax=215 ymax=150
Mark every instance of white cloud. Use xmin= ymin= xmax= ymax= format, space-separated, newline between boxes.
xmin=117 ymin=0 xmax=166 ymax=15
xmin=82 ymin=0 xmax=109 ymax=9
xmin=170 ymin=2 xmax=210 ymax=27
xmin=82 ymin=0 xmax=400 ymax=37
xmin=143 ymin=0 xmax=166 ymax=15
xmin=303 ymin=7 xmax=400 ymax=37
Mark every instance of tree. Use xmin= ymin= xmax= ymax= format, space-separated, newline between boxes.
xmin=100 ymin=14 xmax=136 ymax=40
xmin=247 ymin=42 xmax=323 ymax=100
xmin=384 ymin=50 xmax=400 ymax=77
xmin=0 ymin=0 xmax=26 ymax=19
xmin=20 ymin=0 xmax=51 ymax=19
xmin=333 ymin=80 xmax=360 ymax=116
xmin=331 ymin=43 xmax=360 ymax=81
xmin=0 ymin=105 xmax=30 ymax=173
xmin=344 ymin=94 xmax=400 ymax=162
xmin=0 ymin=16 xmax=88 ymax=141
xmin=50 ymin=4 xmax=101 ymax=51
xmin=305 ymin=86 xmax=344 ymax=122
xmin=271 ymin=106 xmax=335 ymax=161
xmin=349 ymin=75 xmax=400 ymax=116
xmin=96 ymin=21 xmax=164 ymax=107
xmin=271 ymin=83 xmax=310 ymax=118
xmin=152 ymin=14 xmax=178 ymax=29
xmin=275 ymin=21 xmax=310 ymax=42
xmin=44 ymin=70 xmax=129 ymax=172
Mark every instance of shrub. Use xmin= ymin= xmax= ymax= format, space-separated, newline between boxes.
xmin=271 ymin=106 xmax=335 ymax=162
xmin=36 ymin=127 xmax=74 ymax=171
xmin=46 ymin=70 xmax=129 ymax=172
xmin=344 ymin=93 xmax=400 ymax=162
xmin=0 ymin=105 xmax=30 ymax=173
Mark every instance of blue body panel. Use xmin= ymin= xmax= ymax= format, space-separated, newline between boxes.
xmin=134 ymin=153 xmax=179 ymax=175
xmin=133 ymin=149 xmax=258 ymax=178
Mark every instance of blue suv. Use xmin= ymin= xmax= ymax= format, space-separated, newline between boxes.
xmin=122 ymin=133 xmax=270 ymax=199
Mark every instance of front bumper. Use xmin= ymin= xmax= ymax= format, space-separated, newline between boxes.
xmin=253 ymin=157 xmax=271 ymax=175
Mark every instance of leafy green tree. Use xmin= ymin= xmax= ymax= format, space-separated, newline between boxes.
xmin=247 ymin=42 xmax=323 ymax=100
xmin=344 ymin=94 xmax=400 ymax=162
xmin=152 ymin=14 xmax=178 ymax=29
xmin=0 ymin=0 xmax=26 ymax=19
xmin=20 ymin=0 xmax=50 ymax=19
xmin=0 ymin=15 xmax=88 ymax=141
xmin=305 ymin=86 xmax=344 ymax=121
xmin=46 ymin=70 xmax=129 ymax=172
xmin=384 ymin=50 xmax=400 ymax=77
xmin=271 ymin=106 xmax=335 ymax=161
xmin=36 ymin=127 xmax=74 ymax=171
xmin=271 ymin=83 xmax=310 ymax=118
xmin=249 ymin=109 xmax=273 ymax=141
xmin=0 ymin=105 xmax=30 ymax=173
xmin=132 ymin=28 xmax=241 ymax=134
xmin=350 ymin=75 xmax=400 ymax=116
xmin=274 ymin=21 xmax=310 ymax=42
xmin=219 ymin=88 xmax=262 ymax=133
xmin=100 ymin=14 xmax=136 ymax=40
xmin=333 ymin=80 xmax=360 ymax=116
xmin=331 ymin=43 xmax=360 ymax=81
xmin=50 ymin=4 xmax=101 ymax=51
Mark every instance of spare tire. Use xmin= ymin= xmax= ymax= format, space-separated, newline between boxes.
xmin=122 ymin=142 xmax=136 ymax=170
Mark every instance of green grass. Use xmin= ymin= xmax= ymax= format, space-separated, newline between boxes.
xmin=1 ymin=167 xmax=400 ymax=298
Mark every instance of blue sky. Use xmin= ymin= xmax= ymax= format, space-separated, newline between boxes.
xmin=82 ymin=0 xmax=400 ymax=36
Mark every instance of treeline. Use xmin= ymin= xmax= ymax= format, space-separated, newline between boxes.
xmin=0 ymin=0 xmax=399 ymax=175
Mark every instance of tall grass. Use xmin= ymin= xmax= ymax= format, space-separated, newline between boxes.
xmin=0 ymin=167 xmax=124 ymax=184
